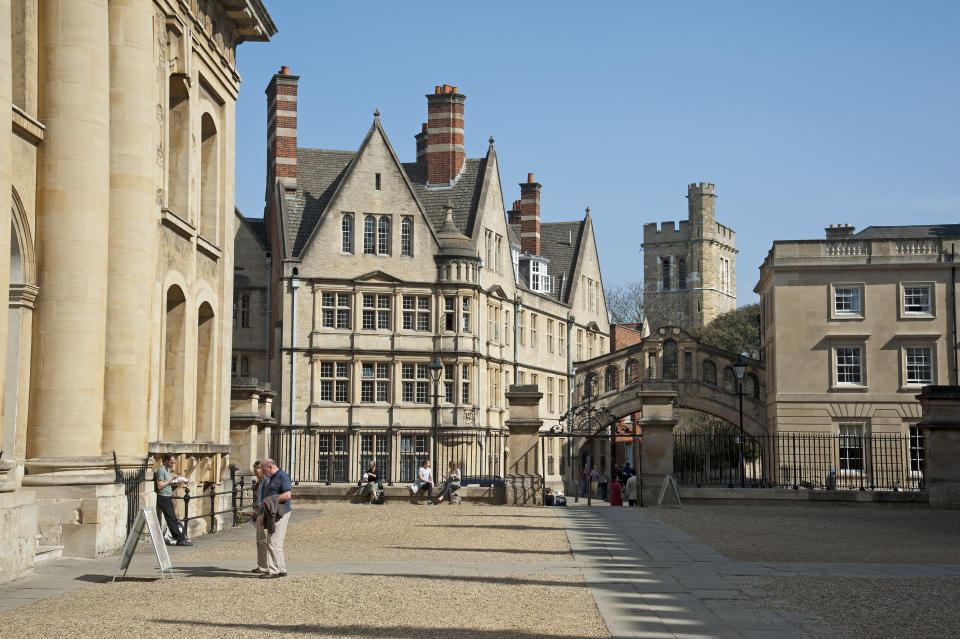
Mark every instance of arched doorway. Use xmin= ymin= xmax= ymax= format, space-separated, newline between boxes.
xmin=163 ymin=285 xmax=186 ymax=441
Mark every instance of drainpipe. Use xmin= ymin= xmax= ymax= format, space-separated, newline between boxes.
xmin=567 ymin=313 xmax=575 ymax=494
xmin=952 ymin=244 xmax=958 ymax=384
xmin=288 ymin=275 xmax=300 ymax=477
xmin=265 ymin=254 xmax=272 ymax=384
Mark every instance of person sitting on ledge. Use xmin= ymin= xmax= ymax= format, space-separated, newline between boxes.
xmin=359 ymin=461 xmax=380 ymax=504
xmin=436 ymin=461 xmax=461 ymax=504
xmin=410 ymin=459 xmax=434 ymax=504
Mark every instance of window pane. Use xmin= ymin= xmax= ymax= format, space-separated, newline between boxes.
xmin=904 ymin=287 xmax=931 ymax=313
xmin=364 ymin=216 xmax=376 ymax=254
xmin=834 ymin=288 xmax=860 ymax=314
xmin=906 ymin=347 xmax=933 ymax=384
xmin=836 ymin=347 xmax=862 ymax=384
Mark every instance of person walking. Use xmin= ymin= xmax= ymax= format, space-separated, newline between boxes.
xmin=599 ymin=466 xmax=609 ymax=501
xmin=154 ymin=454 xmax=192 ymax=546
xmin=609 ymin=476 xmax=623 ymax=506
xmin=589 ymin=464 xmax=600 ymax=498
xmin=250 ymin=461 xmax=269 ymax=574
xmin=259 ymin=458 xmax=292 ymax=579
xmin=625 ymin=473 xmax=638 ymax=507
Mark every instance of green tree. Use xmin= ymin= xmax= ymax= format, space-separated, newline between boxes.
xmin=695 ymin=303 xmax=760 ymax=359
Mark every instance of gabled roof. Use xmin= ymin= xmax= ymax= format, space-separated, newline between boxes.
xmin=854 ymin=224 xmax=960 ymax=239
xmin=283 ymin=133 xmax=488 ymax=258
xmin=235 ymin=208 xmax=268 ymax=249
xmin=509 ymin=219 xmax=585 ymax=304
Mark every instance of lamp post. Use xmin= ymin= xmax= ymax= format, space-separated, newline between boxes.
xmin=733 ymin=354 xmax=747 ymax=488
xmin=429 ymin=357 xmax=443 ymax=471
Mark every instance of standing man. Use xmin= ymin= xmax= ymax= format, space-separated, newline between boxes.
xmin=154 ymin=454 xmax=192 ymax=546
xmin=250 ymin=461 xmax=268 ymax=574
xmin=259 ymin=458 xmax=292 ymax=579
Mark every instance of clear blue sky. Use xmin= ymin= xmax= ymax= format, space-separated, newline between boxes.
xmin=235 ymin=1 xmax=959 ymax=304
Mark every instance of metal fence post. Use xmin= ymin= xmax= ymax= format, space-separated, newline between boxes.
xmin=209 ymin=484 xmax=217 ymax=533
xmin=183 ymin=486 xmax=191 ymax=534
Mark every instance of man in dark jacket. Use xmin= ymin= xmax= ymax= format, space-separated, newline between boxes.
xmin=259 ymin=458 xmax=292 ymax=579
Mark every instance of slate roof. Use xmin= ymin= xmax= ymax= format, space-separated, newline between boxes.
xmin=285 ymin=149 xmax=487 ymax=257
xmin=402 ymin=158 xmax=486 ymax=233
xmin=509 ymin=220 xmax=585 ymax=304
xmin=288 ymin=148 xmax=355 ymax=256
xmin=854 ymin=224 xmax=960 ymax=240
xmin=246 ymin=218 xmax=268 ymax=248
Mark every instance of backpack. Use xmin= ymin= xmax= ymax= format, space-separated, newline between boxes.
xmin=554 ymin=495 xmax=567 ymax=507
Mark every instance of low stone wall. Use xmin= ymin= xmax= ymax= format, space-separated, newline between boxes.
xmin=676 ymin=487 xmax=930 ymax=507
xmin=292 ymin=484 xmax=505 ymax=505
xmin=0 ymin=490 xmax=38 ymax=584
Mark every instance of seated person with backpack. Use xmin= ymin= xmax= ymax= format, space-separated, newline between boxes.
xmin=436 ymin=461 xmax=461 ymax=504
xmin=359 ymin=461 xmax=382 ymax=504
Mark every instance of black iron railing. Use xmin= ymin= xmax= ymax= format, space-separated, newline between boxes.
xmin=269 ymin=428 xmax=507 ymax=485
xmin=673 ymin=432 xmax=924 ymax=491
xmin=113 ymin=453 xmax=150 ymax=536
xmin=169 ymin=466 xmax=245 ymax=533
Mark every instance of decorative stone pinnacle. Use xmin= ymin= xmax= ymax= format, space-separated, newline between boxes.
xmin=489 ymin=136 xmax=495 ymax=145
xmin=374 ymin=108 xmax=380 ymax=118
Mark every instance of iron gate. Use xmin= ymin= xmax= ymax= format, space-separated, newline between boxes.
xmin=113 ymin=452 xmax=150 ymax=536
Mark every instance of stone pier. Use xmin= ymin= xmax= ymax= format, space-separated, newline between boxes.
xmin=505 ymin=385 xmax=544 ymax=506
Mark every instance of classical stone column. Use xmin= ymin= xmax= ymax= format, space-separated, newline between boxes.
xmin=636 ymin=390 xmax=678 ymax=506
xmin=101 ymin=0 xmax=156 ymax=461
xmin=28 ymin=0 xmax=111 ymax=468
xmin=0 ymin=0 xmax=15 ymax=485
xmin=504 ymin=384 xmax=543 ymax=505
xmin=917 ymin=386 xmax=960 ymax=506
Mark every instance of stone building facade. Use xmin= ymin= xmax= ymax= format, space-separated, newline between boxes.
xmin=238 ymin=74 xmax=611 ymax=486
xmin=755 ymin=223 xmax=960 ymax=447
xmin=642 ymin=182 xmax=737 ymax=331
xmin=0 ymin=0 xmax=274 ymax=583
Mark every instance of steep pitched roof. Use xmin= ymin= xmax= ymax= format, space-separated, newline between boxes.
xmin=509 ymin=219 xmax=585 ymax=304
xmin=854 ymin=224 xmax=960 ymax=240
xmin=287 ymin=148 xmax=355 ymax=256
xmin=401 ymin=158 xmax=486 ymax=234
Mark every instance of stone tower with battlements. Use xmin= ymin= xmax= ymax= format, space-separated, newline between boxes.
xmin=641 ymin=182 xmax=737 ymax=332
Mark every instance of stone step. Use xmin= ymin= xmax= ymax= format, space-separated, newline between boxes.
xmin=34 ymin=545 xmax=63 ymax=563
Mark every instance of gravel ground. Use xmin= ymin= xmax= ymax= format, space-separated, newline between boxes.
xmin=0 ymin=574 xmax=607 ymax=639
xmin=186 ymin=502 xmax=573 ymax=563
xmin=644 ymin=504 xmax=960 ymax=563
xmin=761 ymin=576 xmax=960 ymax=639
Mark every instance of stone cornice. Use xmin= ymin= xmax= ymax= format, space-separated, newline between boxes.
xmin=12 ymin=105 xmax=44 ymax=145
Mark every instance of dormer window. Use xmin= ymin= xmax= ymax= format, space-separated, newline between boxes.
xmin=527 ymin=259 xmax=553 ymax=294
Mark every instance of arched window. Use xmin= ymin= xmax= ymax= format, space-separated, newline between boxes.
xmin=584 ymin=373 xmax=598 ymax=399
xmin=663 ymin=339 xmax=678 ymax=379
xmin=163 ymin=285 xmax=187 ymax=441
xmin=199 ymin=113 xmax=219 ymax=240
xmin=240 ymin=356 xmax=249 ymax=377
xmin=625 ymin=359 xmax=640 ymax=385
xmin=647 ymin=352 xmax=657 ymax=380
xmin=342 ymin=214 xmax=353 ymax=253
xmin=363 ymin=216 xmax=376 ymax=254
xmin=745 ymin=373 xmax=760 ymax=399
xmin=723 ymin=367 xmax=736 ymax=393
xmin=702 ymin=360 xmax=717 ymax=386
xmin=662 ymin=257 xmax=671 ymax=290
xmin=167 ymin=76 xmax=189 ymax=218
xmin=678 ymin=258 xmax=686 ymax=290
xmin=377 ymin=216 xmax=390 ymax=254
xmin=401 ymin=217 xmax=412 ymax=256
xmin=195 ymin=302 xmax=215 ymax=442
xmin=604 ymin=367 xmax=618 ymax=393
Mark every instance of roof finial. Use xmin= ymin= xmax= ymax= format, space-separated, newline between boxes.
xmin=585 ymin=206 xmax=590 ymax=215
xmin=489 ymin=135 xmax=495 ymax=146
xmin=374 ymin=108 xmax=380 ymax=118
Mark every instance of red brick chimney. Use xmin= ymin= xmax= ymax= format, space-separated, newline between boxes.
xmin=507 ymin=200 xmax=522 ymax=225
xmin=425 ymin=84 xmax=466 ymax=186
xmin=520 ymin=173 xmax=541 ymax=255
xmin=265 ymin=65 xmax=298 ymax=184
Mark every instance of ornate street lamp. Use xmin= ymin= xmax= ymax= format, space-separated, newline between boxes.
xmin=733 ymin=354 xmax=747 ymax=488
xmin=429 ymin=357 xmax=444 ymax=471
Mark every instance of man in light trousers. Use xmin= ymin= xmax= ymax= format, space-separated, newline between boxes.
xmin=259 ymin=458 xmax=292 ymax=579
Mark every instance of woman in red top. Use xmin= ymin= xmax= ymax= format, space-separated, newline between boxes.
xmin=609 ymin=476 xmax=623 ymax=506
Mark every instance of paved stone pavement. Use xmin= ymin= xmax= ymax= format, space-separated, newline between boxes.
xmin=3 ymin=505 xmax=958 ymax=637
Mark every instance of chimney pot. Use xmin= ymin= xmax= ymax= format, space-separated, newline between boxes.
xmin=435 ymin=85 xmax=442 ymax=94
xmin=527 ymin=173 xmax=534 ymax=183
xmin=280 ymin=65 xmax=290 ymax=75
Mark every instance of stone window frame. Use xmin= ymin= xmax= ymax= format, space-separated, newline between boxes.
xmin=829 ymin=282 xmax=865 ymax=321
xmin=899 ymin=340 xmax=937 ymax=389
xmin=829 ymin=339 xmax=869 ymax=391
xmin=400 ymin=217 xmax=413 ymax=257
xmin=341 ymin=213 xmax=353 ymax=253
xmin=898 ymin=281 xmax=935 ymax=320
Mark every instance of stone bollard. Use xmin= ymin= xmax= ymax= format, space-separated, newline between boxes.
xmin=635 ymin=390 xmax=678 ymax=506
xmin=505 ymin=385 xmax=544 ymax=506
xmin=917 ymin=386 xmax=960 ymax=506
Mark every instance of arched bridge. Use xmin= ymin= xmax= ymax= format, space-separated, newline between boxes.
xmin=574 ymin=326 xmax=767 ymax=434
